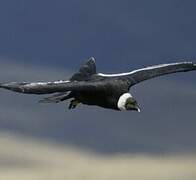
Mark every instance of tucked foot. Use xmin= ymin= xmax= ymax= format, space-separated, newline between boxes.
xmin=69 ymin=99 xmax=80 ymax=109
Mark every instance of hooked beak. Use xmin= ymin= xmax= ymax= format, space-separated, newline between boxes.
xmin=134 ymin=105 xmax=141 ymax=112
xmin=136 ymin=107 xmax=141 ymax=112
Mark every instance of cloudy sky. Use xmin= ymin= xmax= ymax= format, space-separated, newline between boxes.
xmin=0 ymin=0 xmax=196 ymax=154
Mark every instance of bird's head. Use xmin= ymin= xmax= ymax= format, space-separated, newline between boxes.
xmin=117 ymin=93 xmax=140 ymax=112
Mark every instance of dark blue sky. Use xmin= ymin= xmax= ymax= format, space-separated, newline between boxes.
xmin=1 ymin=0 xmax=196 ymax=71
xmin=0 ymin=0 xmax=196 ymax=154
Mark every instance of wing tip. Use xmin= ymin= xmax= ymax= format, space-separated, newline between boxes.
xmin=90 ymin=56 xmax=96 ymax=61
xmin=87 ymin=57 xmax=96 ymax=64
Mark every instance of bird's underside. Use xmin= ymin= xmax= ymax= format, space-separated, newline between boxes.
xmin=0 ymin=57 xmax=196 ymax=111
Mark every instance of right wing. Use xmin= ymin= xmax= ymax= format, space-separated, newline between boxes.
xmin=98 ymin=62 xmax=196 ymax=87
xmin=125 ymin=62 xmax=196 ymax=86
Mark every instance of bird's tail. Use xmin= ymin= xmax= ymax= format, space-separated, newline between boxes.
xmin=38 ymin=92 xmax=73 ymax=103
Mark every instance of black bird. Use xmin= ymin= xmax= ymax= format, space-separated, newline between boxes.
xmin=0 ymin=57 xmax=196 ymax=111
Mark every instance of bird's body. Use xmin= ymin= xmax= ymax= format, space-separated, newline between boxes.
xmin=71 ymin=78 xmax=128 ymax=110
xmin=0 ymin=57 xmax=196 ymax=111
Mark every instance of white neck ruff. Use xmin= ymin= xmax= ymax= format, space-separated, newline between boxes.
xmin=117 ymin=93 xmax=132 ymax=110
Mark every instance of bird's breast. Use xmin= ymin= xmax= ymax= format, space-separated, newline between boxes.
xmin=73 ymin=90 xmax=119 ymax=109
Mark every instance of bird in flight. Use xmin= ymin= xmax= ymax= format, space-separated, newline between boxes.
xmin=0 ymin=57 xmax=196 ymax=111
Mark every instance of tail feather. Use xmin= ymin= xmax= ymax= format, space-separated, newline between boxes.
xmin=39 ymin=92 xmax=73 ymax=103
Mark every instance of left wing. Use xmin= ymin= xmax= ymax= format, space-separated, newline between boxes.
xmin=0 ymin=80 xmax=107 ymax=94
xmin=98 ymin=62 xmax=196 ymax=87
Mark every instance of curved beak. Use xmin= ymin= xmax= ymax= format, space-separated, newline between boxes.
xmin=136 ymin=106 xmax=141 ymax=112
xmin=134 ymin=104 xmax=141 ymax=112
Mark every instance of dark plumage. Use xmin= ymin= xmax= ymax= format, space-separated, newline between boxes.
xmin=0 ymin=57 xmax=196 ymax=111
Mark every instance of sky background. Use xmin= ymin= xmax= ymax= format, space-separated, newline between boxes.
xmin=0 ymin=0 xmax=196 ymax=154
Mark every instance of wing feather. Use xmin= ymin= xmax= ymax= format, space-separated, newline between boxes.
xmin=128 ymin=62 xmax=196 ymax=86
xmin=0 ymin=80 xmax=106 ymax=94
xmin=98 ymin=62 xmax=196 ymax=86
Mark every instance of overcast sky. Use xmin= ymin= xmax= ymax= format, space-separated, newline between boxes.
xmin=0 ymin=0 xmax=196 ymax=154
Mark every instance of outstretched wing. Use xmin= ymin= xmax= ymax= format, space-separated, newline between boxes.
xmin=98 ymin=62 xmax=196 ymax=87
xmin=0 ymin=80 xmax=106 ymax=94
